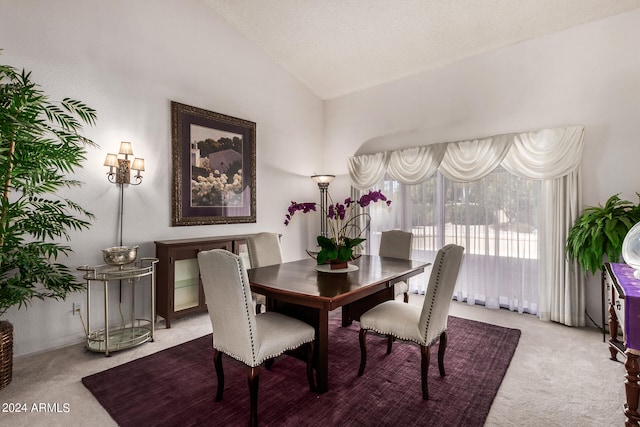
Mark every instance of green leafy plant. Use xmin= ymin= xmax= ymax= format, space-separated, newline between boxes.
xmin=566 ymin=193 xmax=640 ymax=275
xmin=315 ymin=235 xmax=365 ymax=265
xmin=0 ymin=63 xmax=97 ymax=317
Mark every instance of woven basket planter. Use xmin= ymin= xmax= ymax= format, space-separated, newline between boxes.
xmin=0 ymin=320 xmax=13 ymax=390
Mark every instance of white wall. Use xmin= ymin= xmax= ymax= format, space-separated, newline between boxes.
xmin=3 ymin=2 xmax=638 ymax=357
xmin=324 ymin=9 xmax=640 ymax=327
xmin=0 ymin=0 xmax=324 ymax=356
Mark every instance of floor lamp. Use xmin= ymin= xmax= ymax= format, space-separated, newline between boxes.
xmin=104 ymin=141 xmax=145 ymax=247
xmin=311 ymin=174 xmax=334 ymax=237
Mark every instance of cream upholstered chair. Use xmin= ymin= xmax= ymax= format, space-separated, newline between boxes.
xmin=247 ymin=232 xmax=283 ymax=267
xmin=238 ymin=251 xmax=267 ymax=314
xmin=197 ymin=249 xmax=315 ymax=427
xmin=358 ymin=244 xmax=464 ymax=400
xmin=379 ymin=230 xmax=413 ymax=303
xmin=246 ymin=232 xmax=283 ymax=313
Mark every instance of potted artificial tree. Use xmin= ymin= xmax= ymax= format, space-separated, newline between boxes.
xmin=566 ymin=193 xmax=640 ymax=275
xmin=0 ymin=61 xmax=96 ymax=389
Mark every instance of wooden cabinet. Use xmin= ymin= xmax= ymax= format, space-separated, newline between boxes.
xmin=603 ymin=262 xmax=640 ymax=426
xmin=604 ymin=263 xmax=626 ymax=359
xmin=155 ymin=235 xmax=251 ymax=328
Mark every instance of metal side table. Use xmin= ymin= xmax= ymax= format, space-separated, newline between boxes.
xmin=78 ymin=258 xmax=158 ymax=356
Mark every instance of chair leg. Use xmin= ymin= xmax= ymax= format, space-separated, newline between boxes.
xmin=248 ymin=366 xmax=260 ymax=427
xmin=213 ymin=349 xmax=224 ymax=401
xmin=306 ymin=341 xmax=316 ymax=392
xmin=265 ymin=358 xmax=274 ymax=370
xmin=386 ymin=335 xmax=393 ymax=354
xmin=403 ymin=292 xmax=409 ymax=303
xmin=420 ymin=344 xmax=431 ymax=400
xmin=358 ymin=329 xmax=368 ymax=376
xmin=438 ymin=331 xmax=447 ymax=377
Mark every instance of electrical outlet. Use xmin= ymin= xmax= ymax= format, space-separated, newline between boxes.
xmin=73 ymin=302 xmax=83 ymax=315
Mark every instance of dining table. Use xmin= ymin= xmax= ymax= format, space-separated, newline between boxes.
xmin=246 ymin=254 xmax=430 ymax=394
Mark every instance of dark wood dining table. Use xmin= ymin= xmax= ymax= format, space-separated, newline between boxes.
xmin=247 ymin=255 xmax=430 ymax=393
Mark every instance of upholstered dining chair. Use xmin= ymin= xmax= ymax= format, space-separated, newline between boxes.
xmin=247 ymin=232 xmax=283 ymax=267
xmin=358 ymin=244 xmax=464 ymax=400
xmin=246 ymin=232 xmax=283 ymax=313
xmin=379 ymin=230 xmax=414 ymax=303
xmin=197 ymin=249 xmax=316 ymax=427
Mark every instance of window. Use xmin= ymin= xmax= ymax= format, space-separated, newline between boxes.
xmin=368 ymin=167 xmax=540 ymax=314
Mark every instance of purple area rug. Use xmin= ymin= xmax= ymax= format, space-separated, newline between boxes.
xmin=82 ymin=316 xmax=520 ymax=426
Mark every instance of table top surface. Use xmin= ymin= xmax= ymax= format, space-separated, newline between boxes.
xmin=609 ymin=262 xmax=640 ymax=298
xmin=247 ymin=255 xmax=429 ymax=309
xmin=607 ymin=262 xmax=640 ymax=352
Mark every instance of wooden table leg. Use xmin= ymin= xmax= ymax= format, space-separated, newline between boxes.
xmin=267 ymin=299 xmax=331 ymax=394
xmin=625 ymin=351 xmax=640 ymax=427
xmin=341 ymin=306 xmax=353 ymax=327
xmin=316 ymin=309 xmax=329 ymax=394
xmin=342 ymin=286 xmax=394 ymax=327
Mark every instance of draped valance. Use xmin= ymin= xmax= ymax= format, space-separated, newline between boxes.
xmin=348 ymin=126 xmax=584 ymax=188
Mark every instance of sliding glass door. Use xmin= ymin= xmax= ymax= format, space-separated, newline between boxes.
xmin=367 ymin=167 xmax=540 ymax=314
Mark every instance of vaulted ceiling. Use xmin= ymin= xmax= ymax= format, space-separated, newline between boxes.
xmin=205 ymin=0 xmax=640 ymax=99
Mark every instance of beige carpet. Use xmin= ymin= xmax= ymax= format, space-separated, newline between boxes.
xmin=0 ymin=297 xmax=627 ymax=426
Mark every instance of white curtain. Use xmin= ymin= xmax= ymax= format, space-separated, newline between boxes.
xmin=348 ymin=151 xmax=389 ymax=190
xmin=538 ymin=173 xmax=585 ymax=326
xmin=388 ymin=144 xmax=446 ymax=184
xmin=348 ymin=126 xmax=585 ymax=326
xmin=439 ymin=134 xmax=511 ymax=182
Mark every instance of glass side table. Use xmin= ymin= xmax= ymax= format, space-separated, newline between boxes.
xmin=77 ymin=258 xmax=158 ymax=356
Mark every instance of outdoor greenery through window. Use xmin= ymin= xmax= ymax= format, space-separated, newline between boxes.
xmin=367 ymin=167 xmax=541 ymax=314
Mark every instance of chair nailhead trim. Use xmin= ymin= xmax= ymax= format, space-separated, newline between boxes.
xmin=215 ymin=250 xmax=315 ymax=367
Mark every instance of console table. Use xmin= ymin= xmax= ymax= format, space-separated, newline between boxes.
xmin=604 ymin=262 xmax=640 ymax=426
xmin=154 ymin=235 xmax=253 ymax=328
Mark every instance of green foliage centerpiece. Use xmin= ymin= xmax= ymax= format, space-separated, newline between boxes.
xmin=285 ymin=190 xmax=391 ymax=267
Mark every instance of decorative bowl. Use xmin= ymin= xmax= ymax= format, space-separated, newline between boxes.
xmin=102 ymin=246 xmax=138 ymax=267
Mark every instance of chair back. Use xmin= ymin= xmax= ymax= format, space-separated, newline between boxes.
xmin=247 ymin=232 xmax=283 ymax=267
xmin=418 ymin=244 xmax=465 ymax=345
xmin=197 ymin=249 xmax=259 ymax=366
xmin=379 ymin=230 xmax=413 ymax=260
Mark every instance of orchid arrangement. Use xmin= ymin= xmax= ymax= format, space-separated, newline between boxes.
xmin=285 ymin=190 xmax=391 ymax=265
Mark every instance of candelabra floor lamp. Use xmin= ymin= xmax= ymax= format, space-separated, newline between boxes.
xmin=104 ymin=141 xmax=145 ymax=247
xmin=103 ymin=141 xmax=145 ymax=304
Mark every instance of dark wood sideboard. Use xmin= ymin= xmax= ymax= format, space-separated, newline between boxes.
xmin=603 ymin=262 xmax=640 ymax=426
xmin=154 ymin=235 xmax=253 ymax=328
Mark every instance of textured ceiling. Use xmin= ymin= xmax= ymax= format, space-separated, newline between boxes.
xmin=205 ymin=0 xmax=640 ymax=100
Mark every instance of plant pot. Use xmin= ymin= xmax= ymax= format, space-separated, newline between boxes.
xmin=330 ymin=261 xmax=349 ymax=270
xmin=0 ymin=320 xmax=12 ymax=390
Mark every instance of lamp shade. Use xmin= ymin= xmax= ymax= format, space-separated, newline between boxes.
xmin=118 ymin=141 xmax=134 ymax=156
xmin=103 ymin=153 xmax=119 ymax=167
xmin=131 ymin=158 xmax=145 ymax=171
xmin=311 ymin=174 xmax=335 ymax=184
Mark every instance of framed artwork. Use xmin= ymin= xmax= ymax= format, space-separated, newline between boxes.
xmin=171 ymin=101 xmax=256 ymax=225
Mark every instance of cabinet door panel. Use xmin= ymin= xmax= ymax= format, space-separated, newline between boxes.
xmin=174 ymin=258 xmax=200 ymax=311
